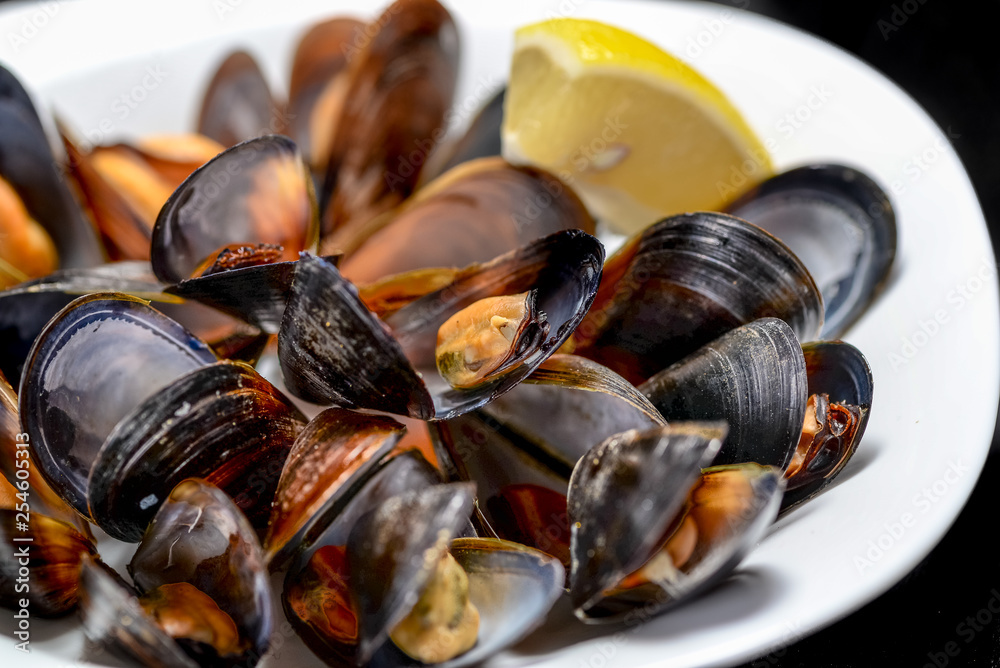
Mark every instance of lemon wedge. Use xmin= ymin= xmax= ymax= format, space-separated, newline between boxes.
xmin=501 ymin=18 xmax=773 ymax=233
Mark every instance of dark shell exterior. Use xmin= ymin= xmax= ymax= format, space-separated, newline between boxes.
xmin=151 ymin=135 xmax=318 ymax=284
xmin=727 ymin=163 xmax=896 ymax=338
xmin=198 ymin=51 xmax=278 ymax=148
xmin=566 ymin=211 xmax=823 ymax=386
xmin=19 ymin=293 xmax=216 ymax=517
xmin=641 ymin=318 xmax=809 ymax=470
xmin=88 ymin=361 xmax=306 ymax=542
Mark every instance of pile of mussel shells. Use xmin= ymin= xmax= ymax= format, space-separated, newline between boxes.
xmin=0 ymin=0 xmax=895 ymax=666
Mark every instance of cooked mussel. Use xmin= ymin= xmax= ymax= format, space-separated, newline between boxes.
xmin=0 ymin=510 xmax=96 ymax=617
xmin=567 ymin=423 xmax=783 ymax=622
xmin=79 ymin=479 xmax=273 ymax=667
xmin=781 ymin=340 xmax=873 ymax=513
xmin=641 ymin=318 xmax=809 ymax=470
xmin=198 ymin=51 xmax=280 ymax=148
xmin=726 ymin=164 xmax=896 ymax=338
xmin=151 ymin=134 xmax=318 ymax=284
xmin=564 ymin=211 xmax=823 ymax=386
xmin=0 ymin=64 xmax=103 ymax=269
xmin=332 ymin=157 xmax=596 ymax=284
xmin=319 ymin=0 xmax=459 ymax=237
xmin=278 ymin=229 xmax=603 ymax=420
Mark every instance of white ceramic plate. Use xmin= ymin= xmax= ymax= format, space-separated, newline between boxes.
xmin=1 ymin=1 xmax=997 ymax=666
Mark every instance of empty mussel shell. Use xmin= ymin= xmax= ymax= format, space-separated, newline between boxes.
xmin=565 ymin=211 xmax=823 ymax=386
xmin=727 ymin=164 xmax=896 ymax=338
xmin=263 ymin=408 xmax=407 ymax=570
xmin=278 ymin=229 xmax=604 ymax=420
xmin=432 ymin=354 xmax=666 ymax=562
xmin=151 ymin=134 xmax=318 ymax=284
xmin=19 ymin=293 xmax=216 ymax=517
xmin=641 ymin=318 xmax=809 ymax=470
xmin=781 ymin=340 xmax=873 ymax=513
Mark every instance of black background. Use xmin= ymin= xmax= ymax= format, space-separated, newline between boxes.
xmin=699 ymin=0 xmax=1000 ymax=666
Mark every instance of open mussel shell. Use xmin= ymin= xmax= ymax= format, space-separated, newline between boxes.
xmin=129 ymin=479 xmax=274 ymax=664
xmin=566 ymin=211 xmax=823 ymax=386
xmin=19 ymin=292 xmax=216 ymax=518
xmin=78 ymin=555 xmax=201 ymax=668
xmin=641 ymin=318 xmax=808 ymax=470
xmin=0 ymin=65 xmax=104 ymax=269
xmin=0 ymin=82 xmax=103 ymax=270
xmin=431 ymin=354 xmax=665 ymax=563
xmin=368 ymin=538 xmax=565 ymax=668
xmin=727 ymin=164 xmax=896 ymax=338
xmin=334 ymin=157 xmax=596 ymax=284
xmin=88 ymin=360 xmax=306 ymax=542
xmin=286 ymin=17 xmax=363 ymax=168
xmin=279 ymin=229 xmax=603 ymax=420
xmin=151 ymin=134 xmax=319 ymax=284
xmin=0 ymin=511 xmax=96 ymax=617
xmin=319 ymin=0 xmax=459 ymax=236
xmin=198 ymin=51 xmax=279 ymax=148
xmin=780 ymin=341 xmax=873 ymax=513
xmin=347 ymin=483 xmax=475 ymax=664
xmin=568 ymin=424 xmax=784 ymax=622
xmin=567 ymin=423 xmax=725 ymax=616
xmin=263 ymin=408 xmax=407 ymax=570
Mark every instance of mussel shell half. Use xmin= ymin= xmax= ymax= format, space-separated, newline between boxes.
xmin=579 ymin=463 xmax=784 ymax=622
xmin=264 ymin=408 xmax=406 ymax=570
xmin=641 ymin=318 xmax=808 ymax=470
xmin=19 ymin=293 xmax=217 ymax=518
xmin=0 ymin=65 xmax=104 ymax=268
xmin=0 ymin=510 xmax=96 ymax=617
xmin=78 ymin=555 xmax=200 ymax=668
xmin=335 ymin=157 xmax=595 ymax=284
xmin=567 ymin=423 xmax=726 ymax=615
xmin=780 ymin=340 xmax=873 ymax=512
xmin=87 ymin=360 xmax=305 ymax=542
xmin=727 ymin=164 xmax=896 ymax=338
xmin=567 ymin=211 xmax=823 ymax=386
xmin=198 ymin=51 xmax=278 ymax=148
xmin=164 ymin=254 xmax=341 ymax=334
xmin=151 ymin=135 xmax=318 ymax=284
xmin=129 ymin=479 xmax=274 ymax=662
xmin=348 ymin=482 xmax=475 ymax=664
xmin=367 ymin=538 xmax=565 ymax=668
xmin=280 ymin=229 xmax=603 ymax=420
xmin=320 ymin=0 xmax=459 ymax=235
